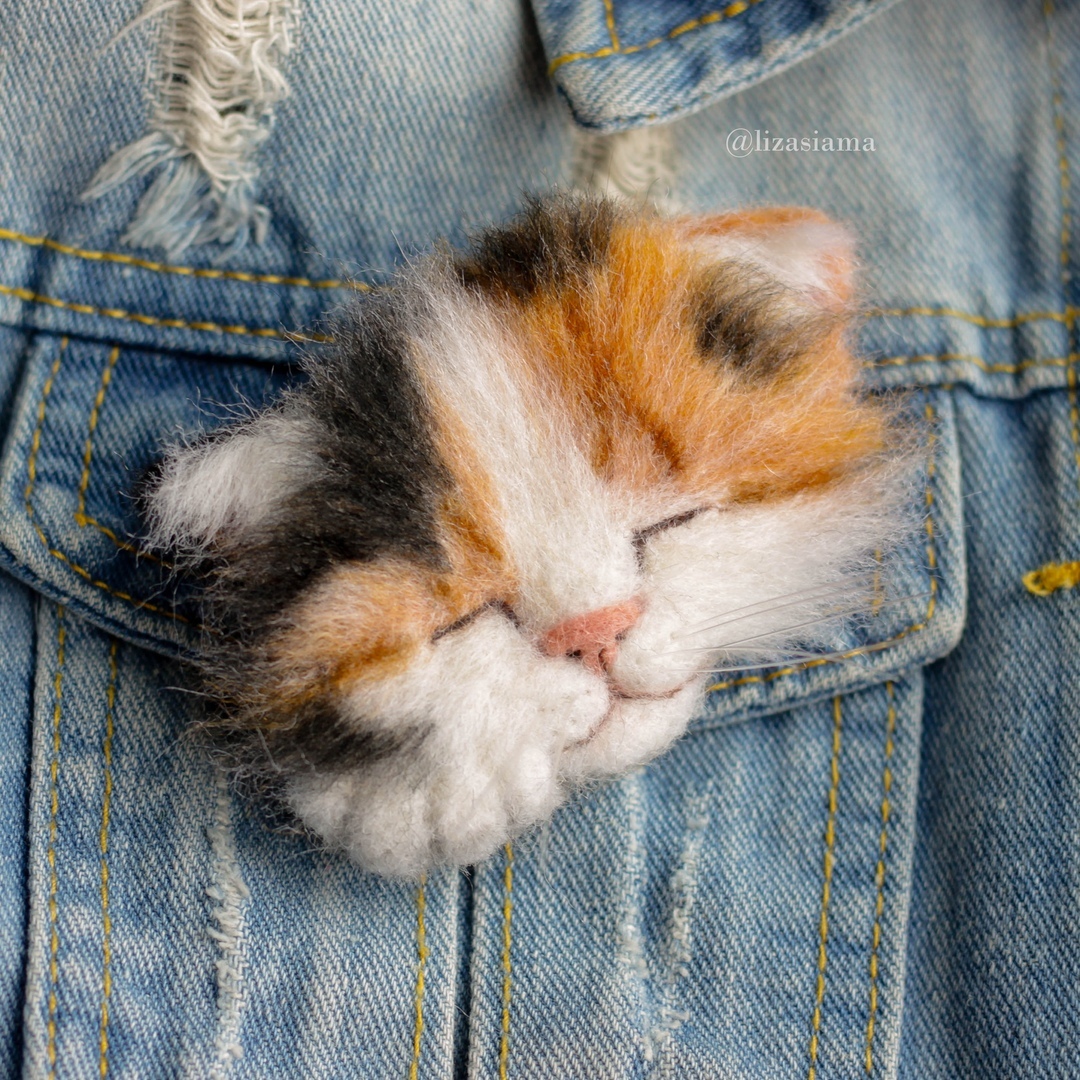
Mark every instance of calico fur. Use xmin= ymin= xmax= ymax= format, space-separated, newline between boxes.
xmin=143 ymin=194 xmax=909 ymax=878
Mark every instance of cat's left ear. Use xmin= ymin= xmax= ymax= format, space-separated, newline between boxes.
xmin=678 ymin=207 xmax=855 ymax=309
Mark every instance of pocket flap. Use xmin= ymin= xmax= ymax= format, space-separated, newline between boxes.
xmin=534 ymin=0 xmax=903 ymax=131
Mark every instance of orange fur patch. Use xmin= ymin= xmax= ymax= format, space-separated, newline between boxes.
xmin=500 ymin=213 xmax=885 ymax=510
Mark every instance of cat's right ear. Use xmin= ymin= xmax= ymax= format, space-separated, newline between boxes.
xmin=137 ymin=411 xmax=322 ymax=556
xmin=677 ymin=207 xmax=855 ymax=310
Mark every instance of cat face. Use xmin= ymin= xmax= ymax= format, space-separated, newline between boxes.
xmin=144 ymin=196 xmax=901 ymax=877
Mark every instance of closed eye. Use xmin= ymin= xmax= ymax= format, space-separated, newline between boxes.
xmin=632 ymin=508 xmax=709 ymax=566
xmin=431 ymin=600 xmax=520 ymax=642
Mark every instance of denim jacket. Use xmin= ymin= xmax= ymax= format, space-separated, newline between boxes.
xmin=1 ymin=0 xmax=1077 ymax=1076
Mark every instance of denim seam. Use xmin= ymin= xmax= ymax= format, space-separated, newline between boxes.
xmin=0 ymin=281 xmax=328 ymax=342
xmin=869 ymin=305 xmax=1076 ymax=328
xmin=548 ymin=0 xmax=764 ymax=74
xmin=23 ymin=337 xmax=193 ymax=626
xmin=705 ymin=396 xmax=940 ymax=694
xmin=499 ymin=842 xmax=514 ymax=1080
xmin=45 ymin=605 xmax=67 ymax=1079
xmin=98 ymin=639 xmax=118 ymax=1078
xmin=921 ymin=397 xmax=940 ymax=625
xmin=75 ymin=346 xmax=120 ymax=528
xmin=863 ymin=680 xmax=896 ymax=1075
xmin=409 ymin=877 xmax=429 ymax=1080
xmin=71 ymin=345 xmax=170 ymax=566
xmin=6 ymin=234 xmax=1068 ymax=330
xmin=807 ymin=695 xmax=843 ymax=1080
xmin=602 ymin=0 xmax=620 ymax=51
xmin=0 ymin=226 xmax=361 ymax=291
xmin=867 ymin=354 xmax=1072 ymax=375
xmin=1042 ymin=1 xmax=1080 ymax=495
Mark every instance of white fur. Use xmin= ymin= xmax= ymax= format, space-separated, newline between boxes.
xmin=146 ymin=412 xmax=320 ymax=553
xmin=691 ymin=219 xmax=853 ymax=303
xmin=287 ymin=609 xmax=608 ymax=877
xmin=286 ymin=470 xmax=903 ymax=877
xmin=412 ymin=285 xmax=643 ymax=627
xmin=612 ymin=475 xmax=902 ymax=696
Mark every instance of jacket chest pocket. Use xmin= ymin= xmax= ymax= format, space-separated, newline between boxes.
xmin=0 ymin=330 xmax=965 ymax=692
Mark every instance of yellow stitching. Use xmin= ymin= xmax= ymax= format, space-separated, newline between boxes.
xmin=550 ymin=45 xmax=618 ymax=68
xmin=29 ymin=535 xmax=190 ymax=623
xmin=99 ymin=641 xmax=118 ymax=1079
xmin=72 ymin=347 xmax=170 ymax=566
xmin=1067 ymin=358 xmax=1080 ymax=485
xmin=0 ymin=281 xmax=328 ymax=342
xmin=26 ymin=340 xmax=67 ymax=505
xmin=499 ymin=842 xmax=514 ymax=1080
xmin=0 ymin=225 xmax=365 ymax=291
xmin=807 ymin=695 xmax=843 ymax=1080
xmin=602 ymin=0 xmax=620 ymax=50
xmin=1023 ymin=560 xmax=1080 ymax=595
xmin=548 ymin=0 xmax=761 ymax=73
xmin=24 ymin=337 xmax=192 ymax=625
xmin=76 ymin=347 xmax=120 ymax=526
xmin=46 ymin=606 xmax=67 ymax=1079
xmin=409 ymin=876 xmax=429 ymax=1080
xmin=864 ymin=681 xmax=896 ymax=1075
xmin=868 ymin=304 xmax=1076 ymax=328
xmin=78 ymin=516 xmax=170 ymax=568
xmin=708 ymin=398 xmax=940 ymax=694
xmin=866 ymin=353 xmax=1070 ymax=375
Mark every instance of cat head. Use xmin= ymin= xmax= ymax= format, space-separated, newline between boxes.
xmin=143 ymin=195 xmax=903 ymax=877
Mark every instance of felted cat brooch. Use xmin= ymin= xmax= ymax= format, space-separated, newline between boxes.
xmin=141 ymin=195 xmax=908 ymax=878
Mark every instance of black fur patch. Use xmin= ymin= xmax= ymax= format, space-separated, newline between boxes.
xmin=455 ymin=194 xmax=618 ymax=300
xmin=263 ymin=704 xmax=428 ymax=773
xmin=694 ymin=264 xmax=836 ymax=379
xmin=203 ymin=296 xmax=449 ymax=638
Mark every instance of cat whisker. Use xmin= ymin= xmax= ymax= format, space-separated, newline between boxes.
xmin=703 ymin=641 xmax=898 ymax=675
xmin=658 ymin=589 xmax=932 ymax=655
xmin=672 ymin=575 xmax=875 ymax=640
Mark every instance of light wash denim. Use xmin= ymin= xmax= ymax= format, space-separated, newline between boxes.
xmin=0 ymin=0 xmax=1077 ymax=1076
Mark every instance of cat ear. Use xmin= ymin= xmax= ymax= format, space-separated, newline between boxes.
xmin=141 ymin=411 xmax=320 ymax=554
xmin=678 ymin=208 xmax=855 ymax=309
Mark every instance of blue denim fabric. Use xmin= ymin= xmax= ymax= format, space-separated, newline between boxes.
xmin=0 ymin=569 xmax=33 ymax=1079
xmin=1 ymin=0 xmax=1078 ymax=1076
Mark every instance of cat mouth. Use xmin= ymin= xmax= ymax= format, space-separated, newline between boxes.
xmin=611 ymin=685 xmax=685 ymax=702
xmin=568 ymin=683 xmax=688 ymax=748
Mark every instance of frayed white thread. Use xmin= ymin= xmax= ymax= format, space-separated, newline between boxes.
xmin=615 ymin=769 xmax=652 ymax=1058
xmin=206 ymin=772 xmax=250 ymax=1075
xmin=647 ymin=791 xmax=710 ymax=1076
xmin=84 ymin=0 xmax=299 ymax=256
xmin=570 ymin=126 xmax=679 ymax=211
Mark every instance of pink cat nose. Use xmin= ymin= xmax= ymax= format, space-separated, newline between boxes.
xmin=542 ymin=598 xmax=643 ymax=675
